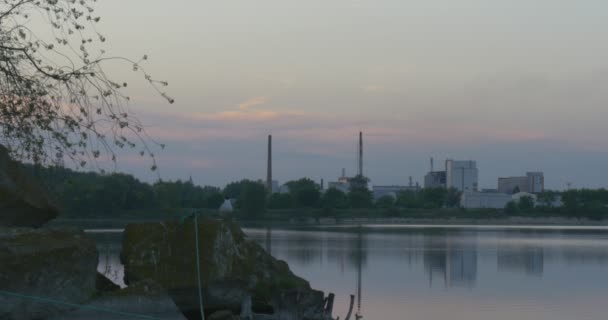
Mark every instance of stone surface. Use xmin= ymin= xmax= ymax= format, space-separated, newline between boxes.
xmin=0 ymin=145 xmax=58 ymax=227
xmin=0 ymin=227 xmax=98 ymax=320
xmin=96 ymin=272 xmax=121 ymax=294
xmin=121 ymin=219 xmax=333 ymax=320
xmin=51 ymin=279 xmax=188 ymax=320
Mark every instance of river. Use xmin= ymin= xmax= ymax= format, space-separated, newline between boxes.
xmin=89 ymin=224 xmax=608 ymax=320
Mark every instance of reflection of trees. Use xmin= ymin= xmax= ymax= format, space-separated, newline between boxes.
xmin=283 ymin=233 xmax=324 ymax=266
xmin=423 ymin=232 xmax=477 ymax=288
xmin=497 ymin=247 xmax=544 ymax=276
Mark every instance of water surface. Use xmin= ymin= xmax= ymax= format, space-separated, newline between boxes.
xmin=91 ymin=225 xmax=608 ymax=320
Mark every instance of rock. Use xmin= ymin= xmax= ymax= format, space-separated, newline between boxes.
xmin=121 ymin=219 xmax=333 ymax=320
xmin=50 ymin=279 xmax=188 ymax=320
xmin=0 ymin=227 xmax=98 ymax=320
xmin=0 ymin=145 xmax=58 ymax=227
xmin=208 ymin=310 xmax=237 ymax=320
xmin=97 ymin=272 xmax=121 ymax=294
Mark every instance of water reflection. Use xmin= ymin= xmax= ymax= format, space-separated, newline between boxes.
xmin=90 ymin=226 xmax=608 ymax=320
xmin=423 ymin=232 xmax=477 ymax=288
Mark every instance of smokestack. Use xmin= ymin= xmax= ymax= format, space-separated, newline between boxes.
xmin=358 ymin=131 xmax=363 ymax=177
xmin=430 ymin=157 xmax=434 ymax=172
xmin=342 ymin=168 xmax=346 ymax=178
xmin=266 ymin=135 xmax=272 ymax=191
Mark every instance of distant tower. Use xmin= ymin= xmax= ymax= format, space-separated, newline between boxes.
xmin=266 ymin=135 xmax=272 ymax=191
xmin=358 ymin=131 xmax=363 ymax=177
xmin=320 ymin=178 xmax=324 ymax=191
xmin=342 ymin=168 xmax=346 ymax=178
xmin=409 ymin=176 xmax=413 ymax=187
xmin=430 ymin=157 xmax=434 ymax=172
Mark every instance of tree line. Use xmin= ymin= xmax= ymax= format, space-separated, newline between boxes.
xmin=26 ymin=165 xmax=608 ymax=219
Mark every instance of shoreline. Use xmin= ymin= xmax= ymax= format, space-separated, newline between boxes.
xmin=49 ymin=216 xmax=608 ymax=229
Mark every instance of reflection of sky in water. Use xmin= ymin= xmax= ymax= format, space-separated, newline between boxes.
xmin=90 ymin=226 xmax=608 ymax=320
xmin=245 ymin=226 xmax=608 ymax=320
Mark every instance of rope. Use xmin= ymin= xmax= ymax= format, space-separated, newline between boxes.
xmin=0 ymin=290 xmax=163 ymax=320
xmin=194 ymin=213 xmax=206 ymax=320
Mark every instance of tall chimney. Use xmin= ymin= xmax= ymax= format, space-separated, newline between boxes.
xmin=430 ymin=157 xmax=434 ymax=172
xmin=266 ymin=135 xmax=272 ymax=191
xmin=358 ymin=131 xmax=363 ymax=177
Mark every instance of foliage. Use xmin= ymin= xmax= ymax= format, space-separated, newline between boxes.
xmin=321 ymin=188 xmax=348 ymax=209
xmin=0 ymin=0 xmax=172 ymax=168
xmin=395 ymin=188 xmax=460 ymax=209
xmin=518 ymin=195 xmax=535 ymax=211
xmin=537 ymin=191 xmax=559 ymax=208
xmin=375 ymin=195 xmax=395 ymax=209
xmin=236 ymin=180 xmax=267 ymax=217
xmin=267 ymin=193 xmax=294 ymax=209
xmin=348 ymin=187 xmax=373 ymax=208
xmin=285 ymin=178 xmax=321 ymax=207
xmin=504 ymin=201 xmax=519 ymax=214
xmin=29 ymin=165 xmax=220 ymax=215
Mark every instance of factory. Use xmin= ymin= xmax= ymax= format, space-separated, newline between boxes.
xmin=327 ymin=132 xmax=369 ymax=193
xmin=373 ymin=177 xmax=420 ymax=200
xmin=498 ymin=172 xmax=544 ymax=194
xmin=424 ymin=157 xmax=447 ymax=189
xmin=263 ymin=132 xmax=548 ymax=210
xmin=446 ymin=160 xmax=478 ymax=192
xmin=423 ymin=158 xmax=478 ymax=192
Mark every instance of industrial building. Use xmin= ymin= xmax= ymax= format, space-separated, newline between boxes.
xmin=498 ymin=172 xmax=544 ymax=194
xmin=461 ymin=191 xmax=539 ymax=209
xmin=424 ymin=157 xmax=447 ymax=188
xmin=327 ymin=132 xmax=369 ymax=193
xmin=460 ymin=191 xmax=512 ymax=209
xmin=424 ymin=171 xmax=446 ymax=189
xmin=446 ymin=160 xmax=478 ymax=192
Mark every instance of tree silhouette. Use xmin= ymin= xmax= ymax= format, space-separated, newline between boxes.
xmin=0 ymin=0 xmax=172 ymax=169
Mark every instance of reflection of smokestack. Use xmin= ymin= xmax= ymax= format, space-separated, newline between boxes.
xmin=266 ymin=135 xmax=272 ymax=191
xmin=358 ymin=131 xmax=363 ymax=177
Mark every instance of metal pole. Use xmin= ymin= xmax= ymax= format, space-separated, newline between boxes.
xmin=194 ymin=214 xmax=205 ymax=320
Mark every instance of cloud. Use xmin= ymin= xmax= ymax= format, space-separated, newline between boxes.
xmin=189 ymin=96 xmax=293 ymax=122
xmin=237 ymin=96 xmax=267 ymax=110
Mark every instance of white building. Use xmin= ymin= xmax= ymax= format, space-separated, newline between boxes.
xmin=511 ymin=192 xmax=538 ymax=204
xmin=446 ymin=160 xmax=478 ymax=192
xmin=461 ymin=191 xmax=511 ymax=209
xmin=327 ymin=181 xmax=349 ymax=193
xmin=219 ymin=199 xmax=234 ymax=213
xmin=461 ymin=191 xmax=541 ymax=209
xmin=372 ymin=185 xmax=419 ymax=200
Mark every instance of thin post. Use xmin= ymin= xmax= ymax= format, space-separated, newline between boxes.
xmin=194 ymin=214 xmax=205 ymax=320
xmin=344 ymin=294 xmax=355 ymax=320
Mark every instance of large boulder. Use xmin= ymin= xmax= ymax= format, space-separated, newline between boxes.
xmin=121 ymin=219 xmax=333 ymax=320
xmin=51 ymin=279 xmax=188 ymax=320
xmin=0 ymin=227 xmax=98 ymax=320
xmin=0 ymin=145 xmax=58 ymax=227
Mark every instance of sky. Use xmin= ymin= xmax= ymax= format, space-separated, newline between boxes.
xmin=78 ymin=0 xmax=608 ymax=190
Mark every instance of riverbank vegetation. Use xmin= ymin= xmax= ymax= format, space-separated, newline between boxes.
xmin=27 ymin=165 xmax=608 ymax=220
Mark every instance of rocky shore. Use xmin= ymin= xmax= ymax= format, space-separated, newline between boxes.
xmin=0 ymin=148 xmax=334 ymax=320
